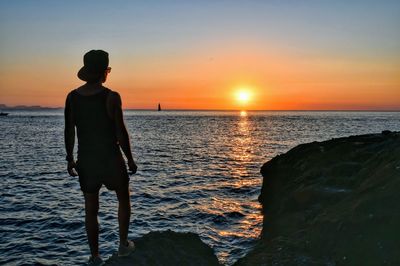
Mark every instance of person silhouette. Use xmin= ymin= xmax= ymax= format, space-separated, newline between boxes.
xmin=64 ymin=50 xmax=137 ymax=265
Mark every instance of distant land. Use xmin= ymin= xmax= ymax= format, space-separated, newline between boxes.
xmin=0 ymin=104 xmax=61 ymax=110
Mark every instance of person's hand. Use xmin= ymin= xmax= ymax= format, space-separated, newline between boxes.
xmin=67 ymin=161 xmax=78 ymax=176
xmin=128 ymin=159 xmax=137 ymax=174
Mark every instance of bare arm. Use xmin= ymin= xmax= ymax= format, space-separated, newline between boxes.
xmin=113 ymin=92 xmax=137 ymax=172
xmin=64 ymin=92 xmax=77 ymax=176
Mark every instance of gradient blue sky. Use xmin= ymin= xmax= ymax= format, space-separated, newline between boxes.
xmin=1 ymin=1 xmax=399 ymax=109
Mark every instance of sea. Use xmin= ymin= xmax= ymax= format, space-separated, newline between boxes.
xmin=1 ymin=110 xmax=399 ymax=265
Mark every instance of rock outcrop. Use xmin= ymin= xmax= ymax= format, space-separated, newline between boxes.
xmin=105 ymin=230 xmax=220 ymax=266
xmin=237 ymin=131 xmax=400 ymax=265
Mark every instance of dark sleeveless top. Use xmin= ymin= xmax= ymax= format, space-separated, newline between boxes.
xmin=71 ymin=88 xmax=119 ymax=160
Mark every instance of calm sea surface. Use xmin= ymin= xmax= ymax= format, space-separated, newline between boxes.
xmin=1 ymin=110 xmax=399 ymax=265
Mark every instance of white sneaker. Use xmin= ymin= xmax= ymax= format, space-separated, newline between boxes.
xmin=118 ymin=240 xmax=135 ymax=257
xmin=87 ymin=256 xmax=104 ymax=266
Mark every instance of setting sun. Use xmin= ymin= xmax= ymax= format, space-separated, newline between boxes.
xmin=236 ymin=90 xmax=252 ymax=105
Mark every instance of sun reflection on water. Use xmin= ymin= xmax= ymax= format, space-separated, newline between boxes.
xmin=198 ymin=111 xmax=263 ymax=264
xmin=230 ymin=111 xmax=253 ymax=177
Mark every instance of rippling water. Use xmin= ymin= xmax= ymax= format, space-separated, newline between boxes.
xmin=1 ymin=110 xmax=399 ymax=265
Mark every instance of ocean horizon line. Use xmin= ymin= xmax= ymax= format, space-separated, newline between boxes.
xmin=1 ymin=106 xmax=400 ymax=112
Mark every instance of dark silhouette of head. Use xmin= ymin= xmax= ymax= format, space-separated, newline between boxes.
xmin=77 ymin=50 xmax=111 ymax=83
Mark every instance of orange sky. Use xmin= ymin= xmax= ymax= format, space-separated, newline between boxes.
xmin=1 ymin=2 xmax=399 ymax=110
xmin=1 ymin=43 xmax=399 ymax=110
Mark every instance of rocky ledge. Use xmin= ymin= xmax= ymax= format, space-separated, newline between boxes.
xmin=105 ymin=230 xmax=220 ymax=265
xmin=236 ymin=131 xmax=400 ymax=265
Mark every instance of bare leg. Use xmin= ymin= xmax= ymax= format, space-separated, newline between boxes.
xmin=84 ymin=192 xmax=100 ymax=257
xmin=116 ymin=186 xmax=131 ymax=246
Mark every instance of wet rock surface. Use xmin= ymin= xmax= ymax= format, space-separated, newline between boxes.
xmin=237 ymin=131 xmax=400 ymax=265
xmin=105 ymin=230 xmax=220 ymax=266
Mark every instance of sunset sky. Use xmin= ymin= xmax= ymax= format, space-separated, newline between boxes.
xmin=1 ymin=1 xmax=399 ymax=110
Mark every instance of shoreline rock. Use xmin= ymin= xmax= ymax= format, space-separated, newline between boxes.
xmin=104 ymin=230 xmax=220 ymax=265
xmin=236 ymin=131 xmax=400 ymax=265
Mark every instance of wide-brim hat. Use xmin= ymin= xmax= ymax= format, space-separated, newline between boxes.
xmin=77 ymin=50 xmax=109 ymax=82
